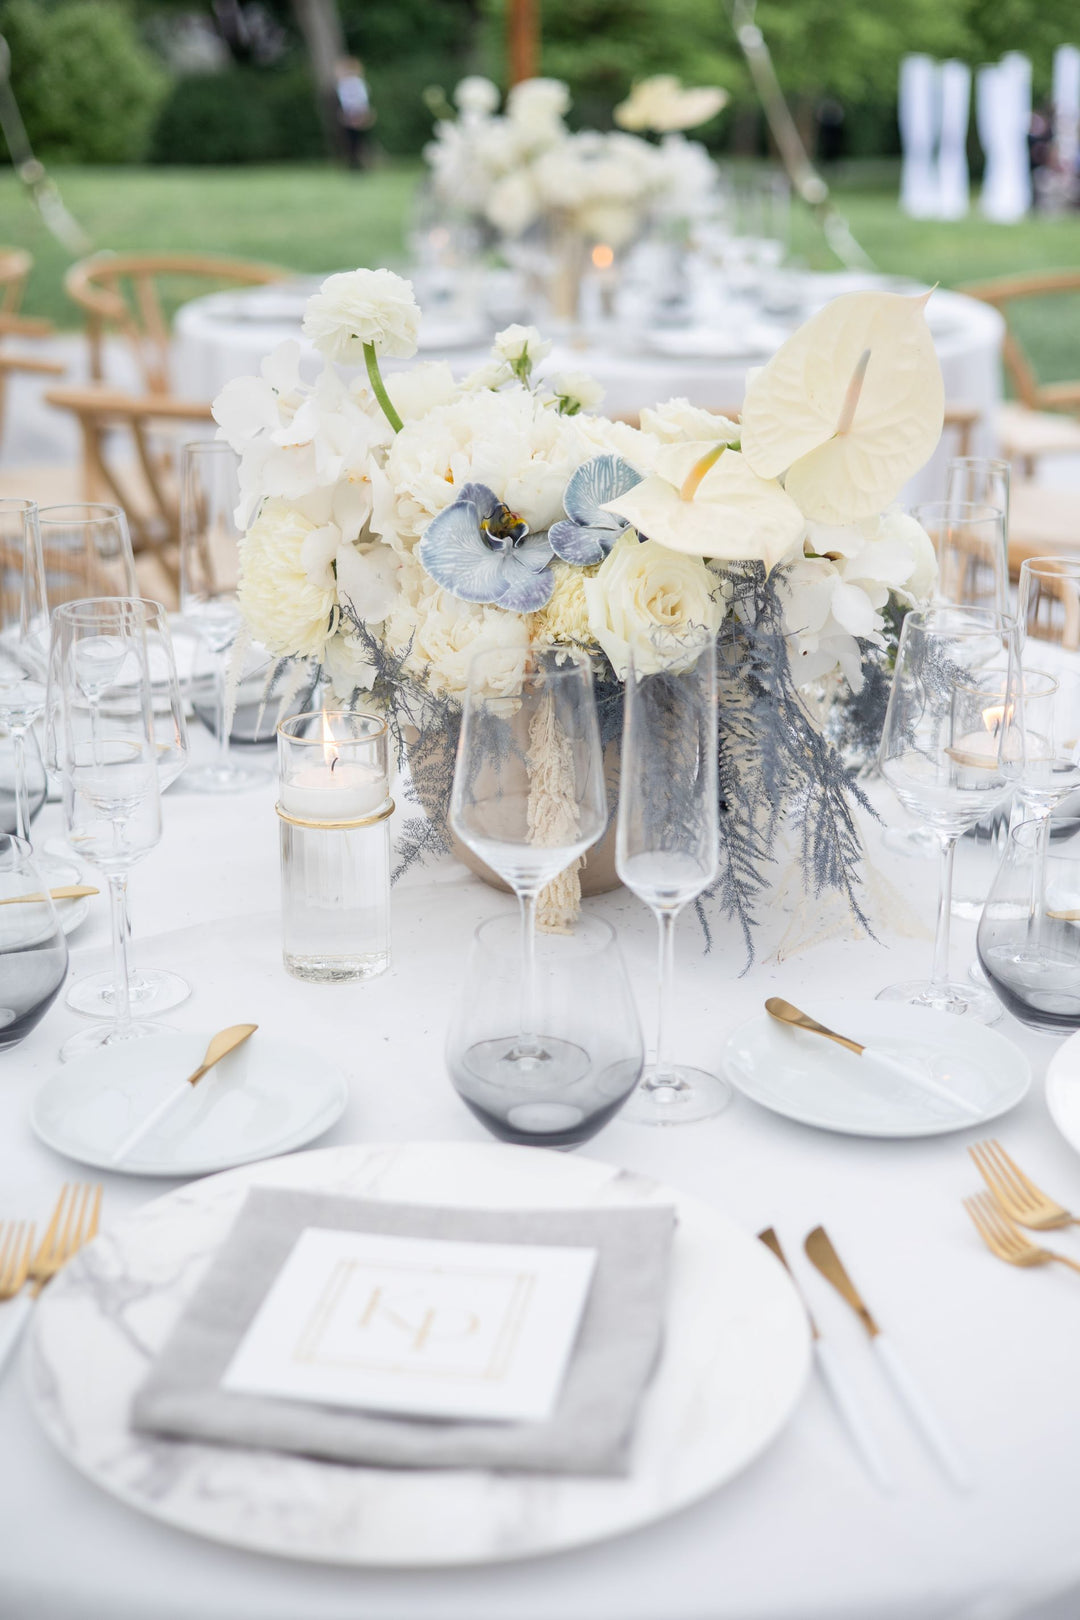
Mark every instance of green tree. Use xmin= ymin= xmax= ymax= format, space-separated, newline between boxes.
xmin=0 ymin=0 xmax=169 ymax=163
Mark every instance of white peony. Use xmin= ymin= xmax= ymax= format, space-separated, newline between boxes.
xmin=302 ymin=268 xmax=421 ymax=363
xmin=493 ymin=323 xmax=552 ymax=367
xmin=455 ymin=76 xmax=500 ymax=116
xmin=238 ymin=501 xmax=337 ymax=660
xmin=383 ymin=556 xmax=529 ymax=700
xmin=583 ymin=531 xmax=724 ymax=679
xmin=383 ymin=360 xmax=459 ymax=423
xmin=372 ymin=386 xmax=585 ymax=553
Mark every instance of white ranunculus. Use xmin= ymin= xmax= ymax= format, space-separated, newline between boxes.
xmin=549 ymin=371 xmax=604 ymax=414
xmin=302 ymin=268 xmax=421 ymax=363
xmin=583 ymin=531 xmax=724 ymax=679
xmin=492 ymin=324 xmax=552 ymax=366
xmin=238 ymin=501 xmax=337 ymax=660
xmin=455 ymin=76 xmax=500 ymax=116
xmin=335 ymin=542 xmax=401 ymax=625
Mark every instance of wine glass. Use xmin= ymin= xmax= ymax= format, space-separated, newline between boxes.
xmin=48 ymin=597 xmax=169 ymax=1059
xmin=945 ymin=457 xmax=1010 ymax=537
xmin=0 ymin=497 xmax=39 ymax=671
xmin=0 ymin=833 xmax=68 ymax=1049
xmin=179 ymin=440 xmax=265 ymax=792
xmin=1017 ymin=556 xmax=1080 ymax=654
xmin=615 ymin=634 xmax=728 ymax=1124
xmin=877 ymin=605 xmax=1023 ymax=1020
xmin=0 ymin=501 xmax=64 ymax=868
xmin=913 ymin=500 xmax=1008 ymax=616
xmin=447 ymin=914 xmax=643 ymax=1148
xmin=21 ymin=503 xmax=138 ymax=678
xmin=449 ymin=646 xmax=607 ymax=1092
xmin=61 ymin=599 xmax=191 ymax=1019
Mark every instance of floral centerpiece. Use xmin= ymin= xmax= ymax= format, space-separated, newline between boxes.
xmin=214 ymin=269 xmax=942 ymax=951
xmin=422 ymin=76 xmax=723 ymax=321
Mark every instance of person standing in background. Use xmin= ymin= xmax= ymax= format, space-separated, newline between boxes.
xmin=335 ymin=57 xmax=375 ymax=171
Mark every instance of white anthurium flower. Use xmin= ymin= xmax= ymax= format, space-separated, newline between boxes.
xmin=301 ymin=268 xmax=422 ymax=363
xmin=604 ymin=440 xmax=804 ymax=568
xmin=335 ymin=541 xmax=401 ymax=625
xmin=739 ymin=291 xmax=945 ymax=524
xmin=639 ymin=398 xmax=741 ymax=446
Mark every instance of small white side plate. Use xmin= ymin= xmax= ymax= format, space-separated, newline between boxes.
xmin=722 ymin=999 xmax=1031 ymax=1137
xmin=1044 ymin=1031 xmax=1080 ymax=1155
xmin=30 ymin=1031 xmax=348 ymax=1176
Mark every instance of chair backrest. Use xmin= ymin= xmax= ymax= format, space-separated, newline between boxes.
xmin=960 ymin=271 xmax=1080 ymax=410
xmin=64 ymin=251 xmax=290 ymax=395
xmin=0 ymin=249 xmax=30 ymax=324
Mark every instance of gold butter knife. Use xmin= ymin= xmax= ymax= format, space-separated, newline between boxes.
xmin=804 ymin=1226 xmax=971 ymax=1491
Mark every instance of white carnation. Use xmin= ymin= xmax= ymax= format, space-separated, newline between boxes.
xmin=238 ymin=501 xmax=337 ymax=660
xmin=302 ymin=268 xmax=421 ymax=363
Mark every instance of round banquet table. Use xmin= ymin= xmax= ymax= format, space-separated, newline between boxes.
xmin=4 ymin=730 xmax=1080 ymax=1620
xmin=172 ymin=274 xmax=1005 ymax=510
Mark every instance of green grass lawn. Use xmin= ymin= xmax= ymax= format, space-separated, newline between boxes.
xmin=1 ymin=161 xmax=1078 ymax=378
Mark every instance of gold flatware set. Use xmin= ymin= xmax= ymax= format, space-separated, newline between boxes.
xmin=964 ymin=1138 xmax=1080 ymax=1278
xmin=0 ymin=1182 xmax=102 ymax=1377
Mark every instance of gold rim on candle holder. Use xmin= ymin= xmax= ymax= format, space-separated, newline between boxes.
xmin=275 ymin=798 xmax=395 ymax=831
xmin=277 ymin=709 xmax=389 ymax=742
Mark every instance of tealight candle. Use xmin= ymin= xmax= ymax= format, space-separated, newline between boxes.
xmin=277 ymin=710 xmax=392 ymax=983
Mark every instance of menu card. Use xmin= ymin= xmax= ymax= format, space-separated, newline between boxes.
xmin=221 ymin=1227 xmax=598 ymax=1424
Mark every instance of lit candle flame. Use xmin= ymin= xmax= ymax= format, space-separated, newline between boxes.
xmin=592 ymin=243 xmax=614 ymax=271
xmin=320 ymin=709 xmax=339 ymax=773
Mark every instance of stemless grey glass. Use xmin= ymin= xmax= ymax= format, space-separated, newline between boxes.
xmin=978 ymin=817 xmax=1080 ymax=1032
xmin=447 ymin=914 xmax=643 ymax=1149
xmin=0 ymin=833 xmax=68 ymax=1050
xmin=877 ymin=605 xmax=1024 ymax=1020
xmin=450 ymin=646 xmax=607 ymax=1094
xmin=179 ymin=440 xmax=265 ymax=792
xmin=616 ymin=634 xmax=728 ymax=1125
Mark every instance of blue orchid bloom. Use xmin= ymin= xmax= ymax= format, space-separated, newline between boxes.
xmin=548 ymin=454 xmax=644 ymax=566
xmin=418 ymin=482 xmax=555 ymax=613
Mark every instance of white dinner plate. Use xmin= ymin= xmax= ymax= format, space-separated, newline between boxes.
xmin=722 ymin=999 xmax=1031 ymax=1137
xmin=25 ymin=1141 xmax=811 ymax=1567
xmin=30 ymin=1030 xmax=348 ymax=1176
xmin=1044 ymin=1031 xmax=1080 ymax=1154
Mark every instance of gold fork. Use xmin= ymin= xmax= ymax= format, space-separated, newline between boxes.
xmin=969 ymin=1139 xmax=1080 ymax=1231
xmin=0 ymin=1221 xmax=36 ymax=1300
xmin=27 ymin=1182 xmax=102 ymax=1297
xmin=964 ymin=1191 xmax=1080 ymax=1276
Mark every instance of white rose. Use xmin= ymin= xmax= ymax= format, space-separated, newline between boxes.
xmin=238 ymin=501 xmax=337 ymax=659
xmin=302 ymin=268 xmax=421 ymax=363
xmin=492 ymin=323 xmax=552 ymax=366
xmin=583 ymin=532 xmax=723 ymax=679
xmin=550 ymin=371 xmax=605 ymax=414
xmin=455 ymin=76 xmax=500 ymax=116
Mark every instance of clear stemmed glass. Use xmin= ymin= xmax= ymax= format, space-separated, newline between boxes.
xmin=450 ymin=646 xmax=607 ymax=1092
xmin=62 ymin=599 xmax=191 ymax=1018
xmin=1017 ymin=556 xmax=1080 ymax=654
xmin=877 ymin=605 xmax=1024 ymax=1020
xmin=48 ymin=598 xmax=170 ymax=1060
xmin=179 ymin=439 xmax=265 ymax=792
xmin=914 ymin=500 xmax=1008 ymax=616
xmin=21 ymin=503 xmax=139 ymax=678
xmin=0 ymin=497 xmax=40 ymax=670
xmin=945 ymin=457 xmax=1011 ymax=539
xmin=615 ymin=634 xmax=729 ymax=1125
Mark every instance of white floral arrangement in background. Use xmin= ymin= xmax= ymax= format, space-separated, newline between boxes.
xmin=423 ymin=75 xmax=721 ymax=247
xmin=214 ymin=268 xmax=943 ymax=935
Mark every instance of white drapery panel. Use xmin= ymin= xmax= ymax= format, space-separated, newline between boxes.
xmin=899 ymin=54 xmax=942 ymax=218
xmin=978 ymin=52 xmax=1032 ymax=223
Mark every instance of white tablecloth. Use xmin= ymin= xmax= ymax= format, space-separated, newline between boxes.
xmin=173 ymin=275 xmax=1005 ymax=510
xmin=3 ymin=725 xmax=1080 ymax=1620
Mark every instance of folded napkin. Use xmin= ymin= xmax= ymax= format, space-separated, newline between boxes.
xmin=132 ymin=1188 xmax=675 ymax=1477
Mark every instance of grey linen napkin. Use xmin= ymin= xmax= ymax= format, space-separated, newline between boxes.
xmin=132 ymin=1187 xmax=675 ymax=1477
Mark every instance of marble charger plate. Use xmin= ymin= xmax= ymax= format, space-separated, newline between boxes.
xmin=25 ymin=1141 xmax=811 ymax=1567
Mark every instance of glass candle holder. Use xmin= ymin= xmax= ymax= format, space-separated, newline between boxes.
xmin=277 ymin=711 xmax=392 ymax=984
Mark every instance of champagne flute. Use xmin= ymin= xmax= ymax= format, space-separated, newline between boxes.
xmin=877 ymin=606 xmax=1023 ymax=1020
xmin=616 ymin=634 xmax=728 ymax=1124
xmin=1017 ymin=556 xmax=1080 ymax=654
xmin=61 ymin=599 xmax=191 ymax=1018
xmin=49 ymin=598 xmax=169 ymax=1059
xmin=450 ymin=646 xmax=607 ymax=1089
xmin=22 ymin=503 xmax=138 ymax=678
xmin=179 ymin=440 xmax=265 ymax=792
